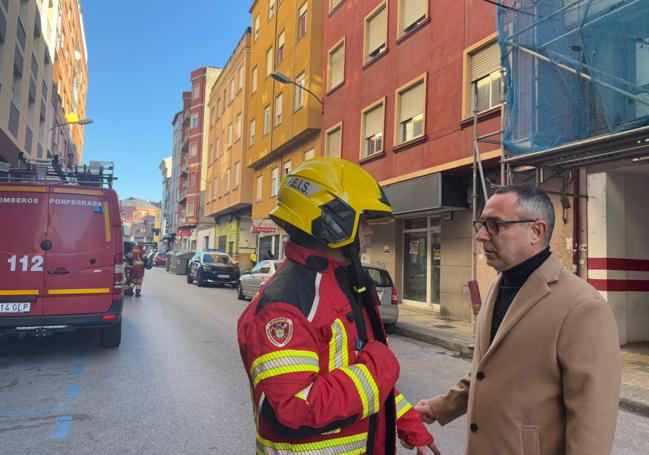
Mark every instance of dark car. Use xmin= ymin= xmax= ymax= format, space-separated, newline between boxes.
xmin=186 ymin=252 xmax=240 ymax=287
xmin=153 ymin=252 xmax=167 ymax=267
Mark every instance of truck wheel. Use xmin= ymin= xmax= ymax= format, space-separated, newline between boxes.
xmin=100 ymin=320 xmax=122 ymax=348
xmin=186 ymin=273 xmax=193 ymax=284
xmin=196 ymin=271 xmax=206 ymax=287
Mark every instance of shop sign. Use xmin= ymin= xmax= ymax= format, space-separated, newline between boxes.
xmin=252 ymin=219 xmax=277 ymax=234
xmin=176 ymin=229 xmax=192 ymax=236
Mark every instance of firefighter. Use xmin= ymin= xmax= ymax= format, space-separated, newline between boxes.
xmin=127 ymin=242 xmax=147 ymax=297
xmin=237 ymin=158 xmax=440 ymax=454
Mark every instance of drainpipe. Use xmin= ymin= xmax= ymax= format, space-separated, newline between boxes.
xmin=578 ymin=168 xmax=588 ymax=280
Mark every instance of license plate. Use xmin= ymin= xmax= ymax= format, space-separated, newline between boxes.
xmin=0 ymin=302 xmax=31 ymax=313
xmin=217 ymin=274 xmax=230 ymax=279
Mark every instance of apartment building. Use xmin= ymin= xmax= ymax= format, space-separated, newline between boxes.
xmin=247 ymin=0 xmax=324 ymax=259
xmin=0 ymin=0 xmax=57 ymax=165
xmin=159 ymin=157 xmax=174 ymax=251
xmin=50 ymin=0 xmax=88 ymax=166
xmin=205 ymin=29 xmax=256 ymax=268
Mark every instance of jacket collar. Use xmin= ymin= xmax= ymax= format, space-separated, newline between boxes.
xmin=478 ymin=253 xmax=562 ymax=365
xmin=284 ymin=241 xmax=348 ymax=275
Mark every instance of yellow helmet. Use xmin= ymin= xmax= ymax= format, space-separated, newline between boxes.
xmin=269 ymin=157 xmax=392 ymax=249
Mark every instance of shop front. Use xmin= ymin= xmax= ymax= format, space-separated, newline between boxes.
xmin=252 ymin=219 xmax=285 ymax=261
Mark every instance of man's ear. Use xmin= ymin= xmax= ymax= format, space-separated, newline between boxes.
xmin=530 ymin=220 xmax=548 ymax=245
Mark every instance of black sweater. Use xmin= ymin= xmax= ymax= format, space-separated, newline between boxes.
xmin=490 ymin=247 xmax=551 ymax=343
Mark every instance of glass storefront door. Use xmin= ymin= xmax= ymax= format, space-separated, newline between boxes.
xmin=403 ymin=218 xmax=442 ymax=306
xmin=430 ymin=227 xmax=441 ymax=305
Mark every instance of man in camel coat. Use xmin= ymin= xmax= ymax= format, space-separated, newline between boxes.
xmin=416 ymin=185 xmax=620 ymax=455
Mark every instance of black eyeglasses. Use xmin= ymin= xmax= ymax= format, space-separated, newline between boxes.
xmin=473 ymin=219 xmax=536 ymax=236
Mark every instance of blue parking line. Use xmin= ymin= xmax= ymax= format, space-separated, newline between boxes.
xmin=0 ymin=405 xmax=72 ymax=418
xmin=70 ymin=363 xmax=85 ymax=376
xmin=66 ymin=383 xmax=80 ymax=398
xmin=51 ymin=415 xmax=73 ymax=439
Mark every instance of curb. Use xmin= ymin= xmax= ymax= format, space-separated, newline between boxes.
xmin=392 ymin=323 xmax=474 ymax=360
xmin=394 ymin=323 xmax=649 ymax=418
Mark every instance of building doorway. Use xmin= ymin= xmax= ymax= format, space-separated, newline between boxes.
xmin=403 ymin=217 xmax=441 ymax=308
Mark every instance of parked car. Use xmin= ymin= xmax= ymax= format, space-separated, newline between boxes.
xmin=363 ymin=263 xmax=399 ymax=333
xmin=186 ymin=251 xmax=240 ymax=287
xmin=153 ymin=252 xmax=167 ymax=267
xmin=237 ymin=260 xmax=283 ymax=300
xmin=0 ymin=180 xmax=124 ymax=347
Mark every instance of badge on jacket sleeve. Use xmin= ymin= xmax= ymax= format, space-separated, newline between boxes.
xmin=266 ymin=317 xmax=294 ymax=347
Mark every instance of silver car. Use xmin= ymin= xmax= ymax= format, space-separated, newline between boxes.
xmin=363 ymin=263 xmax=399 ymax=332
xmin=237 ymin=260 xmax=282 ymax=300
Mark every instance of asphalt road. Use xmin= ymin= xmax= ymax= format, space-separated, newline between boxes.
xmin=0 ymin=268 xmax=647 ymax=454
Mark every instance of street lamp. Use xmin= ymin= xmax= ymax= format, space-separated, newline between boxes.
xmin=271 ymin=71 xmax=324 ymax=110
xmin=49 ymin=117 xmax=93 ymax=130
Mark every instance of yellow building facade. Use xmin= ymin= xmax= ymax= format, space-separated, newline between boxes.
xmin=247 ymin=0 xmax=324 ymax=258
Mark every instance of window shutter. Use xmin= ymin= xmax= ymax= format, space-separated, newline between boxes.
xmin=364 ymin=104 xmax=383 ymax=138
xmin=329 ymin=44 xmax=344 ymax=88
xmin=470 ymin=42 xmax=501 ymax=81
xmin=399 ymin=81 xmax=425 ymax=123
xmin=367 ymin=7 xmax=386 ymax=55
xmin=402 ymin=0 xmax=427 ymax=30
xmin=326 ymin=127 xmax=342 ymax=156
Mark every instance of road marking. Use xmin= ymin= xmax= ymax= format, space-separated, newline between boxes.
xmin=51 ymin=415 xmax=73 ymax=439
xmin=0 ymin=405 xmax=72 ymax=418
xmin=66 ymin=383 xmax=80 ymax=398
xmin=70 ymin=363 xmax=85 ymax=376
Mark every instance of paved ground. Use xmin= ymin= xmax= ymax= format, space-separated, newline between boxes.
xmin=0 ymin=268 xmax=646 ymax=454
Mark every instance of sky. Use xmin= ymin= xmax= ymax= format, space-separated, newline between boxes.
xmin=82 ymin=1 xmax=252 ymax=202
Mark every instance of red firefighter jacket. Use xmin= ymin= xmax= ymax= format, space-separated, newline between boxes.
xmin=238 ymin=242 xmax=433 ymax=454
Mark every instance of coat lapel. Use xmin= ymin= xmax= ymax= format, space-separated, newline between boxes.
xmin=479 ymin=254 xmax=562 ymax=367
xmin=477 ymin=276 xmax=501 ymax=360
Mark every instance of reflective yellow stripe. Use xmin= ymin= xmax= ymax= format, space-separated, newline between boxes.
xmin=52 ymin=188 xmax=104 ymax=196
xmin=250 ymin=350 xmax=319 ymax=388
xmin=340 ymin=364 xmax=380 ymax=419
xmin=395 ymin=393 xmax=413 ymax=420
xmin=102 ymin=202 xmax=111 ymax=242
xmin=256 ymin=432 xmax=367 ymax=454
xmin=328 ymin=318 xmax=349 ymax=372
xmin=0 ymin=289 xmax=39 ymax=296
xmin=0 ymin=186 xmax=47 ymax=192
xmin=48 ymin=288 xmax=110 ymax=295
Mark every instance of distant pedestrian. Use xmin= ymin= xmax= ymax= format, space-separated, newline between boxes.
xmin=265 ymin=249 xmax=275 ymax=260
xmin=415 ymin=185 xmax=620 ymax=455
xmin=249 ymin=250 xmax=257 ymax=267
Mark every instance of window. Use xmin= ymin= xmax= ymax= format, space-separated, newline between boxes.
xmin=275 ymin=94 xmax=283 ymax=126
xmin=327 ymin=39 xmax=345 ymax=91
xmin=266 ymin=47 xmax=273 ymax=76
xmin=190 ymin=142 xmax=198 ymax=157
xmin=249 ymin=119 xmax=256 ymax=145
xmin=277 ymin=31 xmax=285 ymax=63
xmin=298 ymin=3 xmax=308 ymax=39
xmin=235 ymin=161 xmax=241 ymax=188
xmin=304 ymin=148 xmax=315 ymax=160
xmin=225 ymin=169 xmax=231 ymax=192
xmin=361 ymin=100 xmax=384 ymax=158
xmin=191 ymin=113 xmax=199 ymax=129
xmin=252 ymin=66 xmax=258 ymax=92
xmin=268 ymin=0 xmax=276 ymax=19
xmin=228 ymin=123 xmax=233 ymax=146
xmin=294 ymin=72 xmax=305 ymax=111
xmin=263 ymin=105 xmax=271 ymax=135
xmin=283 ymin=160 xmax=292 ymax=177
xmin=222 ymin=89 xmax=227 ymax=111
xmin=215 ymin=137 xmax=221 ymax=159
xmin=192 ymin=85 xmax=200 ymax=100
xmin=330 ymin=0 xmax=344 ymax=12
xmin=216 ymin=98 xmax=221 ymax=117
xmin=254 ymin=15 xmax=260 ymax=41
xmin=325 ymin=123 xmax=342 ymax=157
xmin=396 ymin=77 xmax=426 ymax=145
xmin=236 ymin=113 xmax=242 ymax=140
xmin=238 ymin=65 xmax=245 ymax=91
xmin=365 ymin=4 xmax=387 ymax=63
xmin=399 ymin=0 xmax=428 ymax=36
xmin=209 ymin=106 xmax=215 ymax=126
xmin=271 ymin=167 xmax=279 ymax=197
xmin=256 ymin=175 xmax=263 ymax=201
xmin=469 ymin=41 xmax=502 ymax=114
xmin=229 ymin=79 xmax=235 ymax=102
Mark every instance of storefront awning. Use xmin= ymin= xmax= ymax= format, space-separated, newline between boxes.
xmin=503 ymin=125 xmax=649 ymax=169
xmin=382 ymin=173 xmax=468 ymax=216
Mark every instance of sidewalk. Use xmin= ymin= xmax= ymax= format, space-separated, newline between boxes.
xmin=393 ymin=303 xmax=649 ymax=417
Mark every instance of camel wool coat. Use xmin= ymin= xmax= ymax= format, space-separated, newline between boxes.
xmin=428 ymin=254 xmax=620 ymax=455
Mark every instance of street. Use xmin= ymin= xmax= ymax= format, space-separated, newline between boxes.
xmin=0 ymin=268 xmax=647 ymax=454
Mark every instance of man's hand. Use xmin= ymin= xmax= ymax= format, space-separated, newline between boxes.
xmin=414 ymin=399 xmax=436 ymax=424
xmin=400 ymin=439 xmax=442 ymax=455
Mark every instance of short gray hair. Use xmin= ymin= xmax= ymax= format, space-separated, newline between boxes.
xmin=494 ymin=185 xmax=555 ymax=245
